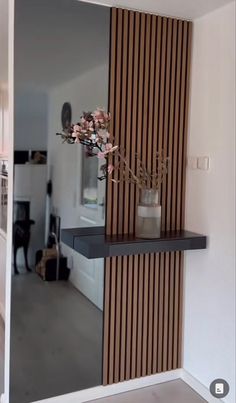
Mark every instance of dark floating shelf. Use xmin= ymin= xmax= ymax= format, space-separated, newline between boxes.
xmin=61 ymin=227 xmax=207 ymax=259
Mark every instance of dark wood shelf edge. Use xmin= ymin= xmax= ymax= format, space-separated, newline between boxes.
xmin=61 ymin=227 xmax=207 ymax=259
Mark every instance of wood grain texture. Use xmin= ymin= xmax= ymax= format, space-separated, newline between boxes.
xmin=103 ymin=8 xmax=192 ymax=385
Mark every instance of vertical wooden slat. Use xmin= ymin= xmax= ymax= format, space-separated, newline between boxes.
xmin=124 ymin=11 xmax=134 ymax=234
xmin=158 ymin=17 xmax=167 ymax=215
xmin=171 ymin=20 xmax=183 ymax=231
xmin=181 ymin=23 xmax=193 ymax=228
xmin=118 ymin=9 xmax=129 ymax=234
xmin=167 ymin=252 xmax=175 ymax=370
xmin=153 ymin=16 xmax=163 ymax=173
xmin=103 ymin=7 xmax=192 ymax=384
xmin=176 ymin=21 xmax=188 ymax=231
xmin=112 ymin=8 xmax=123 ymax=235
xmin=120 ymin=256 xmax=128 ymax=381
xmin=142 ymin=254 xmax=149 ymax=376
xmin=108 ymin=257 xmax=117 ymax=384
xmin=162 ymin=252 xmax=170 ymax=371
xmin=152 ymin=253 xmax=160 ymax=373
xmin=147 ymin=15 xmax=157 ymax=172
xmin=173 ymin=251 xmax=180 ymax=369
xmin=162 ymin=18 xmax=172 ymax=230
xmin=131 ymin=254 xmax=138 ymax=378
xmin=125 ymin=255 xmax=133 ymax=379
xmin=166 ymin=19 xmax=178 ymax=231
xmin=178 ymin=252 xmax=184 ymax=368
xmin=136 ymin=254 xmax=144 ymax=377
xmin=135 ymin=12 xmax=146 ymax=236
xmin=103 ymin=258 xmax=111 ymax=384
xmin=142 ymin=13 xmax=151 ymax=169
xmin=157 ymin=253 xmax=165 ymax=372
xmin=114 ymin=256 xmax=122 ymax=382
xmin=106 ymin=8 xmax=117 ymax=235
xmin=129 ymin=11 xmax=141 ymax=234
xmin=147 ymin=253 xmax=154 ymax=375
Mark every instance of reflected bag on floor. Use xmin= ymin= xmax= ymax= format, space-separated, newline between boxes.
xmin=35 ymin=248 xmax=70 ymax=281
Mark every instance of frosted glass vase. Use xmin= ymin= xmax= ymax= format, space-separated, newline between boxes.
xmin=135 ymin=188 xmax=161 ymax=239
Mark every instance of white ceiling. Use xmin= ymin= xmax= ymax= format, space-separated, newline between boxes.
xmin=80 ymin=0 xmax=235 ymax=19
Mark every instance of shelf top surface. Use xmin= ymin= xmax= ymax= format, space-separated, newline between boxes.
xmin=61 ymin=227 xmax=207 ymax=259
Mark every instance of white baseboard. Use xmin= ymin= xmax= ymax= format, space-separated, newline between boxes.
xmin=181 ymin=369 xmax=223 ymax=403
xmin=33 ymin=369 xmax=182 ymax=403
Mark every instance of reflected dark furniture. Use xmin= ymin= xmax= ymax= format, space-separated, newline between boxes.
xmin=13 ymin=200 xmax=35 ymax=274
xmin=13 ymin=219 xmax=35 ymax=275
xmin=36 ymin=213 xmax=69 ymax=281
xmin=35 ymin=250 xmax=69 ymax=281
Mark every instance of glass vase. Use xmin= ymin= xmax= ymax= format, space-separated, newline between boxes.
xmin=135 ymin=188 xmax=161 ymax=239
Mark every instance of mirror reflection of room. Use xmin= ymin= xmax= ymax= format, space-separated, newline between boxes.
xmin=10 ymin=1 xmax=109 ymax=402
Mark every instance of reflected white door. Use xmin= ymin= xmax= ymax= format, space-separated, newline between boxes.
xmin=0 ymin=233 xmax=6 ymax=320
xmin=65 ymin=147 xmax=105 ymax=310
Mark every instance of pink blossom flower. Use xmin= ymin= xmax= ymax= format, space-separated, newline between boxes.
xmin=93 ymin=108 xmax=111 ymax=124
xmin=105 ymin=143 xmax=118 ymax=153
xmin=98 ymin=151 xmax=106 ymax=159
xmin=97 ymin=144 xmax=118 ymax=159
xmin=107 ymin=164 xmax=114 ymax=174
xmin=97 ymin=129 xmax=110 ymax=141
xmin=73 ymin=124 xmax=81 ymax=132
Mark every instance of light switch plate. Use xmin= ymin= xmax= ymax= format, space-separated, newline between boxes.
xmin=197 ymin=156 xmax=210 ymax=170
xmin=187 ymin=156 xmax=198 ymax=169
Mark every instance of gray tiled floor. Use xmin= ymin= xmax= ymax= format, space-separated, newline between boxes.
xmin=90 ymin=380 xmax=207 ymax=403
xmin=10 ymin=273 xmax=103 ymax=403
xmin=0 ymin=317 xmax=4 ymax=396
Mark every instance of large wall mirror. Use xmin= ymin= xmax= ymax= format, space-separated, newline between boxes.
xmin=10 ymin=0 xmax=109 ymax=402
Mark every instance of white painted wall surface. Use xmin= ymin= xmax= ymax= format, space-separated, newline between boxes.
xmin=48 ymin=63 xmax=109 ymax=227
xmin=14 ymin=88 xmax=48 ymax=150
xmin=184 ymin=3 xmax=236 ymax=403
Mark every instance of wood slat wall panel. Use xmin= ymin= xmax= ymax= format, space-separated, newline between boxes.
xmin=103 ymin=8 xmax=192 ymax=385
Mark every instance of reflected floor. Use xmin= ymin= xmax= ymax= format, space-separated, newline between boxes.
xmin=10 ymin=273 xmax=103 ymax=403
xmin=0 ymin=316 xmax=4 ymax=396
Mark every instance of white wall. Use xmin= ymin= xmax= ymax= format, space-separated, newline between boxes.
xmin=48 ymin=63 xmax=108 ymax=228
xmin=14 ymin=87 xmax=48 ymax=150
xmin=184 ymin=3 xmax=235 ymax=403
